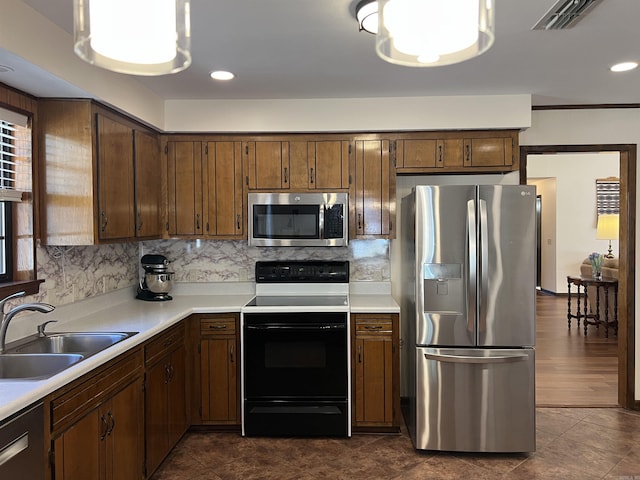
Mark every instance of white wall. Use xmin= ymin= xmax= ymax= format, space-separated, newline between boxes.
xmin=527 ymin=153 xmax=619 ymax=293
xmin=521 ymin=108 xmax=640 ymax=400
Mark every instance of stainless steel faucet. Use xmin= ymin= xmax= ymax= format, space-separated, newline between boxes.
xmin=0 ymin=291 xmax=55 ymax=354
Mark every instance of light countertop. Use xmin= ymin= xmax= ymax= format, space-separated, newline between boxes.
xmin=0 ymin=282 xmax=398 ymax=422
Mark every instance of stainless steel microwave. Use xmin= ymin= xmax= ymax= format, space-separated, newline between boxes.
xmin=248 ymin=192 xmax=348 ymax=247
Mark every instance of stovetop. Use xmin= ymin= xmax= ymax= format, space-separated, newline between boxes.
xmin=245 ymin=295 xmax=349 ymax=307
xmin=243 ymin=260 xmax=350 ymax=312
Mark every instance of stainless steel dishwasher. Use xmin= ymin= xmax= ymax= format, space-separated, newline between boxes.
xmin=0 ymin=402 xmax=44 ymax=479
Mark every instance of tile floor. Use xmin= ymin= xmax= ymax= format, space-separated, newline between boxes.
xmin=151 ymin=408 xmax=640 ymax=479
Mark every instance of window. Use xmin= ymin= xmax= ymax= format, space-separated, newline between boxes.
xmin=0 ymin=105 xmax=35 ymax=290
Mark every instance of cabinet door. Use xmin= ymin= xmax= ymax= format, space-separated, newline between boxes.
xmin=167 ymin=141 xmax=204 ymax=235
xmin=463 ymin=137 xmax=514 ymax=167
xmin=200 ymin=337 xmax=238 ymax=423
xmin=145 ymin=357 xmax=170 ymax=475
xmin=354 ymin=336 xmax=393 ymax=425
xmin=103 ymin=379 xmax=143 ymax=480
xmin=245 ymin=141 xmax=290 ymax=189
xmin=308 ymin=140 xmax=350 ymax=189
xmin=134 ymin=130 xmax=161 ymax=238
xmin=167 ymin=346 xmax=188 ymax=447
xmin=204 ymin=141 xmax=244 ymax=238
xmin=53 ymin=410 xmax=101 ymax=480
xmin=351 ymin=140 xmax=395 ymax=238
xmin=397 ymin=139 xmax=439 ymax=169
xmin=96 ymin=114 xmax=135 ymax=240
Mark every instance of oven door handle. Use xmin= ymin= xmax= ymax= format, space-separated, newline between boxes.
xmin=245 ymin=324 xmax=345 ymax=331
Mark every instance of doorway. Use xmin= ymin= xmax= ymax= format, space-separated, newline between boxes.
xmin=520 ymin=144 xmax=636 ymax=409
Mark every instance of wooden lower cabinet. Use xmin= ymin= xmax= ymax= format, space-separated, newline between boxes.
xmin=351 ymin=313 xmax=400 ymax=432
xmin=48 ymin=347 xmax=143 ymax=480
xmin=190 ymin=314 xmax=240 ymax=426
xmin=144 ymin=324 xmax=188 ymax=477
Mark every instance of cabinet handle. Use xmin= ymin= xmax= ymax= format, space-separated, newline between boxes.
xmin=209 ymin=324 xmax=227 ymax=330
xmin=137 ymin=213 xmax=143 ymax=231
xmin=465 ymin=144 xmax=471 ymax=163
xmin=99 ymin=414 xmax=109 ymax=440
xmin=196 ymin=213 xmax=200 ymax=230
xmin=357 ymin=345 xmax=362 ymax=363
xmin=100 ymin=212 xmax=108 ymax=232
xmin=230 ymin=344 xmax=234 ymax=363
xmin=167 ymin=363 xmax=175 ymax=382
xmin=165 ymin=363 xmax=171 ymax=384
xmin=310 ymin=167 xmax=314 ymax=184
xmin=236 ymin=214 xmax=241 ymax=230
xmin=283 ymin=167 xmax=288 ymax=184
xmin=364 ymin=325 xmax=383 ymax=330
xmin=438 ymin=145 xmax=443 ymax=163
xmin=163 ymin=339 xmax=173 ymax=347
xmin=107 ymin=411 xmax=115 ymax=436
xmin=357 ymin=213 xmax=362 ymax=230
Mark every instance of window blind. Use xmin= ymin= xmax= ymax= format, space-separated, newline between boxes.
xmin=0 ymin=120 xmax=23 ymax=202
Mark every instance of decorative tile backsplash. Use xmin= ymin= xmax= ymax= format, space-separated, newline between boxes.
xmin=30 ymin=239 xmax=390 ymax=306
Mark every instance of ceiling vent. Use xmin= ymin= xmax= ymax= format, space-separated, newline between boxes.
xmin=532 ymin=0 xmax=603 ymax=30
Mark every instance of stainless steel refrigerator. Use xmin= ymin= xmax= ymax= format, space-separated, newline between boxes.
xmin=401 ymin=185 xmax=536 ymax=453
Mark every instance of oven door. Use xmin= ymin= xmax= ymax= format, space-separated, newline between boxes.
xmin=242 ymin=311 xmax=349 ymax=436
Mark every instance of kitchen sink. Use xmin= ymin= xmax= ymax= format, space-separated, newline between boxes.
xmin=0 ymin=354 xmax=84 ymax=380
xmin=9 ymin=332 xmax=136 ymax=356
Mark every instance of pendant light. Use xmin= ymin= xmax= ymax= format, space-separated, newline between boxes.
xmin=73 ymin=0 xmax=191 ymax=76
xmin=375 ymin=0 xmax=495 ymax=67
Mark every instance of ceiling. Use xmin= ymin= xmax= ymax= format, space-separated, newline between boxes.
xmin=6 ymin=0 xmax=640 ymax=106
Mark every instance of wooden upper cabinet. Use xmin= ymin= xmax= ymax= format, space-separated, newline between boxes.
xmin=463 ymin=136 xmax=515 ymax=167
xmin=308 ymin=141 xmax=350 ymax=190
xmin=245 ymin=141 xmax=290 ymax=190
xmin=204 ymin=141 xmax=244 ymax=238
xmin=39 ymin=100 xmax=160 ymax=245
xmin=134 ymin=131 xmax=161 ymax=238
xmin=395 ymin=130 xmax=518 ymax=173
xmin=351 ymin=139 xmax=395 ymax=239
xmin=96 ymin=114 xmax=135 ymax=240
xmin=246 ymin=139 xmax=351 ymax=191
xmin=166 ymin=141 xmax=204 ymax=236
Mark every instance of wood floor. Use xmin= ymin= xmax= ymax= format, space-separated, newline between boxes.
xmin=535 ymin=291 xmax=618 ymax=407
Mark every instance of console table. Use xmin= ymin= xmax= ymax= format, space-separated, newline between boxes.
xmin=567 ymin=275 xmax=618 ymax=337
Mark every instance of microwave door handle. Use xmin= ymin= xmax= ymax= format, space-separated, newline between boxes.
xmin=319 ymin=204 xmax=325 ymax=240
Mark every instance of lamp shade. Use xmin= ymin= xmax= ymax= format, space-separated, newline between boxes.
xmin=375 ymin=0 xmax=495 ymax=67
xmin=596 ymin=214 xmax=619 ymax=240
xmin=73 ymin=0 xmax=191 ymax=76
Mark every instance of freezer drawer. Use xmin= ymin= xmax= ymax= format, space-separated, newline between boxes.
xmin=414 ymin=347 xmax=535 ymax=453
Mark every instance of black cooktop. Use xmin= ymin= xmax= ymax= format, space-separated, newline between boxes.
xmin=245 ymin=295 xmax=349 ymax=307
xmin=255 ymin=261 xmax=349 ymax=283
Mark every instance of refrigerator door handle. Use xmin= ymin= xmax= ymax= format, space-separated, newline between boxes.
xmin=424 ymin=352 xmax=529 ymax=364
xmin=478 ymin=198 xmax=489 ymax=335
xmin=467 ymin=200 xmax=477 ymax=339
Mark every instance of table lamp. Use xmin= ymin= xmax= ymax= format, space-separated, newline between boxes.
xmin=596 ymin=213 xmax=619 ymax=258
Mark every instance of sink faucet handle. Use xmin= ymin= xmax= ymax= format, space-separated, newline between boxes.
xmin=37 ymin=320 xmax=58 ymax=337
xmin=0 ymin=291 xmax=25 ymax=314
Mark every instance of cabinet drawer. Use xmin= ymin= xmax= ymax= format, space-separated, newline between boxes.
xmin=145 ymin=323 xmax=185 ymax=366
xmin=355 ymin=320 xmax=393 ymax=335
xmin=200 ymin=318 xmax=236 ymax=335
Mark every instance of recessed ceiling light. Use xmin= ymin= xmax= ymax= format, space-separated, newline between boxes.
xmin=610 ymin=62 xmax=638 ymax=73
xmin=210 ymin=70 xmax=235 ymax=81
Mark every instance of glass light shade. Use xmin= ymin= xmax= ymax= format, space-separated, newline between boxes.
xmin=73 ymin=0 xmax=191 ymax=76
xmin=356 ymin=0 xmax=379 ymax=34
xmin=376 ymin=0 xmax=495 ymax=67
